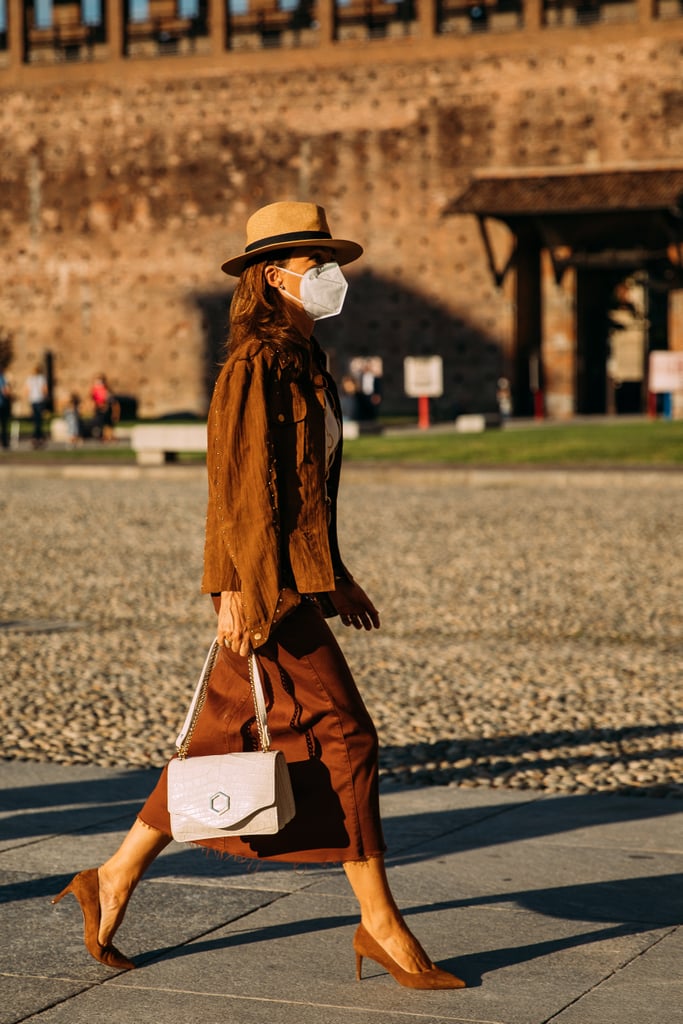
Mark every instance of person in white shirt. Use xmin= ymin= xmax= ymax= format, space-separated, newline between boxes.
xmin=0 ymin=369 xmax=11 ymax=449
xmin=25 ymin=366 xmax=48 ymax=447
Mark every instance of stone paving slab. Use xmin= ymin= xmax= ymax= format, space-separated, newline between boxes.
xmin=0 ymin=830 xmax=334 ymax=896
xmin=1 ymin=871 xmax=276 ymax=979
xmin=379 ymin=788 xmax=540 ymax=851
xmin=306 ymin=841 xmax=683 ymax=926
xmin=307 ymin=792 xmax=683 ymax=925
xmin=448 ymin=791 xmax=683 ymax=854
xmin=0 ymin=763 xmax=155 ymax=855
xmin=551 ymin=925 xmax=683 ymax=1024
xmin=109 ymin=896 xmax=667 ymax=1024
xmin=1 ymin=976 xmax=95 ymax=1024
xmin=1 ymin=765 xmax=682 ymax=1024
xmin=387 ymin=841 xmax=683 ymax=927
xmin=11 ymin=985 xmax=481 ymax=1024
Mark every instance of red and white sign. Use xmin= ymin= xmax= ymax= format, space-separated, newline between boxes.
xmin=649 ymin=351 xmax=683 ymax=393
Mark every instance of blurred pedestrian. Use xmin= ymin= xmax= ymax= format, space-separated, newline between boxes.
xmin=0 ymin=368 xmax=11 ymax=449
xmin=25 ymin=366 xmax=48 ymax=448
xmin=90 ymin=375 xmax=119 ymax=442
xmin=340 ymin=374 xmax=362 ymax=422
xmin=496 ymin=377 xmax=512 ymax=421
xmin=63 ymin=393 xmax=84 ymax=446
xmin=359 ymin=357 xmax=383 ymax=420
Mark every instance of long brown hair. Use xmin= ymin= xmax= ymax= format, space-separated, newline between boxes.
xmin=227 ymin=254 xmax=312 ymax=375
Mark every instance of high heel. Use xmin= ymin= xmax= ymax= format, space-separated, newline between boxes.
xmin=51 ymin=869 xmax=135 ymax=971
xmin=353 ymin=923 xmax=465 ymax=990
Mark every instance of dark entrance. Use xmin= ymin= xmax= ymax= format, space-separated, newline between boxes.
xmin=576 ymin=268 xmax=643 ymax=415
xmin=576 ymin=269 xmax=613 ymax=415
xmin=576 ymin=267 xmax=672 ymax=415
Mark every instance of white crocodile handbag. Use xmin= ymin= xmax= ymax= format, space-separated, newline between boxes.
xmin=167 ymin=641 xmax=295 ymax=842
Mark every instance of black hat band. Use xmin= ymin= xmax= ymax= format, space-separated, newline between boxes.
xmin=244 ymin=229 xmax=333 ymax=254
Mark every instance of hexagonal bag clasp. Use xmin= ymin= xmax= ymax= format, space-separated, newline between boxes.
xmin=210 ymin=791 xmax=230 ymax=815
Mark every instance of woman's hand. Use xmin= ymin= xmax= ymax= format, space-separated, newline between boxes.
xmin=329 ymin=579 xmax=381 ymax=631
xmin=217 ymin=591 xmax=251 ymax=657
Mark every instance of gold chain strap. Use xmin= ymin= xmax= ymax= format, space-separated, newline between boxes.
xmin=176 ymin=640 xmax=220 ymax=760
xmin=177 ymin=644 xmax=270 ymax=759
xmin=248 ymin=651 xmax=270 ymax=753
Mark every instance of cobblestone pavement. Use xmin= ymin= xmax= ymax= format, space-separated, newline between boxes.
xmin=2 ymin=466 xmax=682 ymax=798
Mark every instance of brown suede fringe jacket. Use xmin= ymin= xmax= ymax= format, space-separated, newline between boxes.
xmin=201 ymin=334 xmax=352 ymax=649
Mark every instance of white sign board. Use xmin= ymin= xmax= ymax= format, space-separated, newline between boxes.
xmin=404 ymin=356 xmax=444 ymax=398
xmin=649 ymin=351 xmax=683 ymax=393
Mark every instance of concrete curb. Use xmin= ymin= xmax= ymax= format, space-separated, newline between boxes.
xmin=3 ymin=461 xmax=683 ymax=486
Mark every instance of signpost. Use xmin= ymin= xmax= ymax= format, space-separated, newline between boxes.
xmin=648 ymin=351 xmax=683 ymax=419
xmin=404 ymin=356 xmax=444 ymax=429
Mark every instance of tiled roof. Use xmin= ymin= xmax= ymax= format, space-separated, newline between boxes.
xmin=445 ymin=169 xmax=683 ymax=216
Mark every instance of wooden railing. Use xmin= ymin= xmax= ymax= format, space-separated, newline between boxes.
xmin=25 ymin=1 xmax=102 ymax=61
xmin=335 ymin=1 xmax=414 ymax=40
xmin=543 ymin=0 xmax=638 ymax=25
xmin=2 ymin=0 xmax=679 ymax=68
xmin=226 ymin=0 xmax=414 ymax=48
xmin=437 ymin=0 xmax=522 ymax=33
xmin=227 ymin=0 xmax=311 ymax=49
xmin=125 ymin=0 xmax=208 ymax=53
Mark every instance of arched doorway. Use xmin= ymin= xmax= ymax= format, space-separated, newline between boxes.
xmin=446 ymin=167 xmax=683 ymax=417
xmin=576 ymin=263 xmax=673 ymax=415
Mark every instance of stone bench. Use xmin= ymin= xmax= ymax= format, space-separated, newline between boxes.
xmin=130 ymin=424 xmax=207 ymax=465
xmin=455 ymin=414 xmax=487 ymax=433
xmin=131 ymin=419 xmax=374 ymax=464
xmin=454 ymin=413 xmax=503 ymax=433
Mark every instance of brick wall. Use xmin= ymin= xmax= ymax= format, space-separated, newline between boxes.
xmin=1 ymin=26 xmax=682 ymax=418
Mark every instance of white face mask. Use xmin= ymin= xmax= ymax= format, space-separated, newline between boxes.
xmin=279 ymin=262 xmax=348 ymax=320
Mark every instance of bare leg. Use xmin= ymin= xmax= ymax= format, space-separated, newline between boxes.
xmin=343 ymin=855 xmax=433 ymax=973
xmin=97 ymin=818 xmax=171 ymax=946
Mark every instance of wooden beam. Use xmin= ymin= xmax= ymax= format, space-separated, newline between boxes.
xmin=106 ymin=0 xmax=125 ymax=58
xmin=418 ymin=0 xmax=437 ymax=37
xmin=7 ymin=0 xmax=25 ymax=65
xmin=477 ymin=216 xmax=516 ymax=289
xmin=637 ymin=0 xmax=655 ymax=23
xmin=317 ymin=0 xmax=335 ymax=44
xmin=209 ymin=0 xmax=227 ymax=53
xmin=523 ymin=0 xmax=542 ymax=31
xmin=514 ymin=226 xmax=543 ymax=417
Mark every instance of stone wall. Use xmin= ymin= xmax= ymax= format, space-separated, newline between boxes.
xmin=1 ymin=25 xmax=682 ymax=418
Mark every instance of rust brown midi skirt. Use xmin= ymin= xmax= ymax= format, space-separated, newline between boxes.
xmin=139 ymin=603 xmax=386 ymax=863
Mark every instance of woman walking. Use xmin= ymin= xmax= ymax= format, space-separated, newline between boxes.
xmin=53 ymin=202 xmax=465 ymax=991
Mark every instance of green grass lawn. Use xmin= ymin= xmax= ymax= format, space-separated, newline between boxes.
xmin=342 ymin=420 xmax=683 ymax=466
xmin=4 ymin=419 xmax=682 ymax=467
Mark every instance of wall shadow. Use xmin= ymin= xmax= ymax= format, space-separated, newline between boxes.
xmin=378 ymin=720 xmax=683 ymax=795
xmin=135 ymin=915 xmax=652 ymax=989
xmin=193 ymin=291 xmax=230 ymax=402
xmin=1 ymin=723 xmax=680 ymax=852
xmin=193 ymin=268 xmax=505 ymax=419
xmin=2 ymin=764 xmax=681 ymax=984
xmin=1 ymin=763 xmax=681 ymax=877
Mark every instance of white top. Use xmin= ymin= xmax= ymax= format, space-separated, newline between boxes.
xmin=324 ymin=393 xmax=341 ymax=476
xmin=26 ymin=374 xmax=46 ymax=404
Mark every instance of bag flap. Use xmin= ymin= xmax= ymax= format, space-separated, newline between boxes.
xmin=168 ymin=751 xmax=281 ymax=829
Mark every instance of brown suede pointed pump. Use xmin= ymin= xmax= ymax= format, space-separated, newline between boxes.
xmin=51 ymin=868 xmax=135 ymax=971
xmin=353 ymin=923 xmax=466 ymax=990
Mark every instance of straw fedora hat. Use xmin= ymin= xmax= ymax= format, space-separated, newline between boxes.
xmin=221 ymin=201 xmax=363 ymax=276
